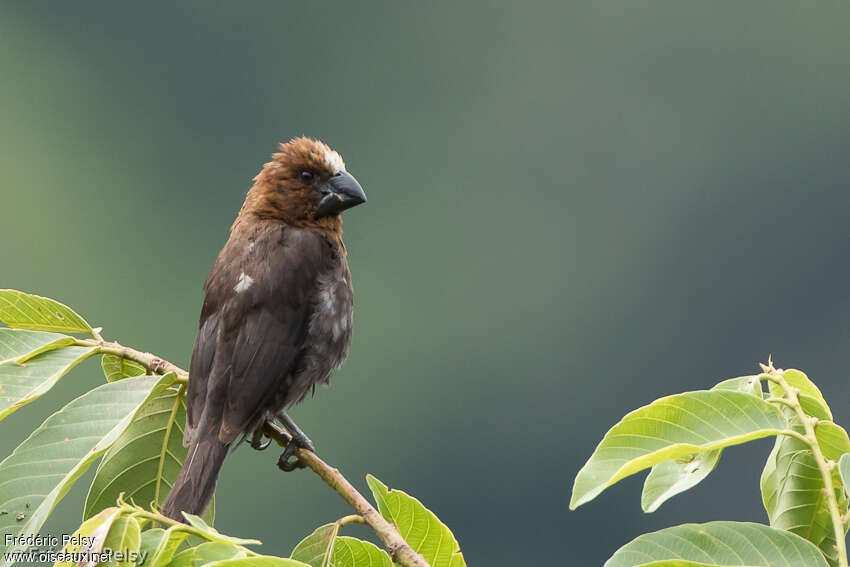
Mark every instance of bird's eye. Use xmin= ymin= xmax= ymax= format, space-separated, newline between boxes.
xmin=300 ymin=170 xmax=314 ymax=182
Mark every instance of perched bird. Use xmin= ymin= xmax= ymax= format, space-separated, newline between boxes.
xmin=162 ymin=137 xmax=366 ymax=520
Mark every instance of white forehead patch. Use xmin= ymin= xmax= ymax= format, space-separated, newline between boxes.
xmin=323 ymin=148 xmax=346 ymax=173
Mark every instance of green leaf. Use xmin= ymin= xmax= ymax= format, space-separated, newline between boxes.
xmin=168 ymin=542 xmax=249 ymax=567
xmin=290 ymin=523 xmax=338 ymax=567
xmin=815 ymin=421 xmax=850 ymax=461
xmin=0 ymin=344 xmax=97 ymax=422
xmin=0 ymin=328 xmax=75 ymax=364
xmin=604 ymin=521 xmax=829 ymax=567
xmin=607 ymin=563 xmax=726 ymax=567
xmin=640 ymin=377 xmax=764 ymax=513
xmin=330 ymin=537 xmax=392 ymax=567
xmin=839 ymin=454 xmax=850 ymax=499
xmin=55 ymin=507 xmax=123 ymax=567
xmin=641 ymin=450 xmax=722 ymax=513
xmin=101 ymin=515 xmax=142 ymax=567
xmin=85 ymin=383 xmax=189 ymax=519
xmin=760 ymin=438 xmax=782 ymax=513
xmin=571 ymin=390 xmax=788 ymax=509
xmin=0 ymin=290 xmax=92 ymax=333
xmin=139 ymin=527 xmax=188 ymax=567
xmin=0 ymin=375 xmax=168 ymax=565
xmin=102 ymin=354 xmax=147 ymax=382
xmin=181 ymin=514 xmax=260 ymax=546
xmin=768 ymin=369 xmax=832 ymax=421
xmin=290 ymin=526 xmax=394 ymax=567
xmin=206 ymin=557 xmax=314 ymax=567
xmin=366 ymin=475 xmax=466 ymax=567
xmin=712 ymin=375 xmax=764 ymax=397
xmin=760 ymin=432 xmax=847 ymax=566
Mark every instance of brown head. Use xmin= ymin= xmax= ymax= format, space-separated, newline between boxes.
xmin=236 ymin=137 xmax=367 ymax=232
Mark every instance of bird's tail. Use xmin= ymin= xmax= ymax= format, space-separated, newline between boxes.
xmin=161 ymin=437 xmax=228 ymax=521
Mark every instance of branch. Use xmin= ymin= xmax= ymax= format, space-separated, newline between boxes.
xmin=75 ymin=338 xmax=431 ymax=567
xmin=78 ymin=338 xmax=188 ymax=380
xmin=261 ymin=423 xmax=428 ymax=567
xmin=765 ymin=365 xmax=848 ymax=567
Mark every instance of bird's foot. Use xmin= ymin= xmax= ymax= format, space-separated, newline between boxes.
xmin=277 ymin=435 xmax=315 ymax=472
xmin=276 ymin=412 xmax=316 ymax=472
xmin=249 ymin=429 xmax=272 ymax=451
xmin=277 ymin=442 xmax=305 ymax=472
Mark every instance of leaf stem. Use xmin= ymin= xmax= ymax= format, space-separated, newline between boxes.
xmin=764 ymin=397 xmax=796 ymax=410
xmin=775 ymin=428 xmax=812 ymax=446
xmin=81 ymin=338 xmax=430 ymax=567
xmin=336 ymin=514 xmax=366 ymax=527
xmin=125 ymin=504 xmax=258 ymax=554
xmin=770 ymin=367 xmax=848 ymax=566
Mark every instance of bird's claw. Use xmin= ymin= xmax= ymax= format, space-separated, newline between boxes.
xmin=276 ymin=429 xmax=315 ymax=472
xmin=249 ymin=430 xmax=272 ymax=451
xmin=275 ymin=412 xmax=315 ymax=471
xmin=277 ymin=440 xmax=306 ymax=472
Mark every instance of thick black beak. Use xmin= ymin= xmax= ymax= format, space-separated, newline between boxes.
xmin=315 ymin=171 xmax=367 ymax=218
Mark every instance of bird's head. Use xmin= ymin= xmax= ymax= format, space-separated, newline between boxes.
xmin=239 ymin=137 xmax=367 ymax=231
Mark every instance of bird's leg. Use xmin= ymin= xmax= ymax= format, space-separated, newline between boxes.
xmin=278 ymin=412 xmax=316 ymax=451
xmin=276 ymin=412 xmax=315 ymax=472
xmin=249 ymin=428 xmax=271 ymax=451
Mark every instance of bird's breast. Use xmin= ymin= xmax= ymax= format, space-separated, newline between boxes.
xmin=308 ymin=268 xmax=354 ymax=357
xmin=276 ymin=261 xmax=353 ymax=406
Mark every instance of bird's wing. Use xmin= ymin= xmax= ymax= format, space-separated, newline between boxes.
xmin=185 ymin=226 xmax=327 ymax=446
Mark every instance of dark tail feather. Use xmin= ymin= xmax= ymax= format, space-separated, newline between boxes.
xmin=162 ymin=437 xmax=228 ymax=521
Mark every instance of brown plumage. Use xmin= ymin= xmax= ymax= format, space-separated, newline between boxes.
xmin=161 ymin=137 xmax=366 ymax=520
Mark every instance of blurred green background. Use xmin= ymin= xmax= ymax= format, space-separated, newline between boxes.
xmin=2 ymin=2 xmax=850 ymax=564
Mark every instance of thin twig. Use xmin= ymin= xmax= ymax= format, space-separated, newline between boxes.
xmin=77 ymin=338 xmax=430 ymax=567
xmin=263 ymin=423 xmax=429 ymax=567
xmin=76 ymin=338 xmax=188 ymax=382
xmin=766 ymin=365 xmax=848 ymax=567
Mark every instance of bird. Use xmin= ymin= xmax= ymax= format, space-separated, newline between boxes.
xmin=161 ymin=137 xmax=367 ymax=521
